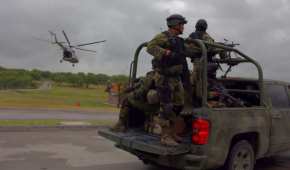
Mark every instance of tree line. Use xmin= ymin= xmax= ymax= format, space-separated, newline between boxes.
xmin=0 ymin=66 xmax=128 ymax=89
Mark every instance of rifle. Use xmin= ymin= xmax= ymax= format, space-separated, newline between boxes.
xmin=209 ymin=79 xmax=245 ymax=107
xmin=220 ymin=38 xmax=240 ymax=47
xmin=166 ymin=37 xmax=193 ymax=108
xmin=213 ymin=39 xmax=244 ymax=78
xmin=166 ymin=36 xmax=192 ymax=91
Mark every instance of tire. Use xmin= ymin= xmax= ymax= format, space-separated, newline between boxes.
xmin=225 ymin=140 xmax=255 ymax=170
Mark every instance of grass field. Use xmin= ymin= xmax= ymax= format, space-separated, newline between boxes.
xmin=0 ymin=119 xmax=114 ymax=126
xmin=0 ymin=85 xmax=119 ymax=112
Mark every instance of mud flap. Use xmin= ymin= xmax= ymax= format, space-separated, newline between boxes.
xmin=98 ymin=127 xmax=191 ymax=156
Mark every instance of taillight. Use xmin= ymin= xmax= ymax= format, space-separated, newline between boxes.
xmin=192 ymin=119 xmax=210 ymax=145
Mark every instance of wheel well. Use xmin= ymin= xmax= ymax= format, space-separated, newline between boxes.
xmin=230 ymin=132 xmax=259 ymax=155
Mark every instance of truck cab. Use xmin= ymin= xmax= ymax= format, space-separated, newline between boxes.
xmin=98 ymin=40 xmax=290 ymax=170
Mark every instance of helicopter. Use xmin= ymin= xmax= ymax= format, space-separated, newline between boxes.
xmin=48 ymin=30 xmax=106 ymax=66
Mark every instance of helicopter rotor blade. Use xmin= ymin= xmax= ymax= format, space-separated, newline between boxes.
xmin=48 ymin=30 xmax=58 ymax=43
xmin=48 ymin=31 xmax=56 ymax=36
xmin=74 ymin=47 xmax=97 ymax=53
xmin=62 ymin=30 xmax=72 ymax=47
xmin=76 ymin=40 xmax=106 ymax=47
xmin=33 ymin=37 xmax=51 ymax=43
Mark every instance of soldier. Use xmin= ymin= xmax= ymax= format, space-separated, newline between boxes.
xmin=112 ymin=71 xmax=159 ymax=132
xmin=186 ymin=19 xmax=217 ymax=103
xmin=189 ymin=19 xmax=214 ymax=43
xmin=186 ymin=19 xmax=216 ymax=62
xmin=146 ymin=14 xmax=188 ymax=146
xmin=188 ymin=18 xmax=227 ymax=59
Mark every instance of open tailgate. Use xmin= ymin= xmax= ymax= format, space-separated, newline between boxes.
xmin=98 ymin=127 xmax=191 ymax=156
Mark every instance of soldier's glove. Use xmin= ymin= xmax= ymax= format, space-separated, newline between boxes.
xmin=164 ymin=49 xmax=171 ymax=56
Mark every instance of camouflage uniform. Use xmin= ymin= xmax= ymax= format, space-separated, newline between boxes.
xmin=189 ymin=31 xmax=214 ymax=43
xmin=147 ymin=30 xmax=187 ymax=146
xmin=184 ymin=31 xmax=215 ymax=58
xmin=187 ymin=19 xmax=216 ymax=101
xmin=189 ymin=19 xmax=214 ymax=43
xmin=147 ymin=31 xmax=185 ymax=115
xmin=112 ymin=71 xmax=159 ymax=132
xmin=188 ymin=19 xmax=215 ymax=52
xmin=188 ymin=31 xmax=215 ymax=53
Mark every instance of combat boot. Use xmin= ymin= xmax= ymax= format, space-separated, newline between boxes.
xmin=111 ymin=103 xmax=129 ymax=132
xmin=172 ymin=116 xmax=185 ymax=143
xmin=111 ymin=120 xmax=126 ymax=132
xmin=172 ymin=133 xmax=183 ymax=143
xmin=161 ymin=134 xmax=179 ymax=146
xmin=159 ymin=119 xmax=179 ymax=146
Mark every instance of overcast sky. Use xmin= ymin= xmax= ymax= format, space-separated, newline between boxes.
xmin=0 ymin=0 xmax=289 ymax=81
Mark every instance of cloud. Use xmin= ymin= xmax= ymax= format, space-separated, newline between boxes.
xmin=153 ymin=0 xmax=188 ymax=14
xmin=0 ymin=0 xmax=289 ymax=82
xmin=245 ymin=0 xmax=262 ymax=6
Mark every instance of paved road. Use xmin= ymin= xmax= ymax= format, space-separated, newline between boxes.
xmin=0 ymin=129 xmax=290 ymax=170
xmin=0 ymin=108 xmax=118 ymax=120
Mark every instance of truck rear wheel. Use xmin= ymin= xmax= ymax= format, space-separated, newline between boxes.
xmin=225 ymin=140 xmax=255 ymax=170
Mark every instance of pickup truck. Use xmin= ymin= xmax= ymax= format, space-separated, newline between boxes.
xmin=98 ymin=40 xmax=290 ymax=170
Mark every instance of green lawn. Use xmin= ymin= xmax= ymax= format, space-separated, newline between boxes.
xmin=0 ymin=86 xmax=118 ymax=112
xmin=0 ymin=119 xmax=61 ymax=126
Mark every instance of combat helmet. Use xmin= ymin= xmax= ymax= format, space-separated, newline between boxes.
xmin=167 ymin=14 xmax=187 ymax=27
xmin=195 ymin=19 xmax=208 ymax=31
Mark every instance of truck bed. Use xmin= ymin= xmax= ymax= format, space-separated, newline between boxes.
xmin=98 ymin=127 xmax=192 ymax=156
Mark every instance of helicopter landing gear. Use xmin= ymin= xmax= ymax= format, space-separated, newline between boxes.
xmin=72 ymin=64 xmax=75 ymax=67
xmin=60 ymin=60 xmax=63 ymax=63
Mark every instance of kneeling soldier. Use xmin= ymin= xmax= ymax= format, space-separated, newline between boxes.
xmin=112 ymin=72 xmax=159 ymax=132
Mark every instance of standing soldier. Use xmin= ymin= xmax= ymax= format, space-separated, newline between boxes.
xmin=189 ymin=19 xmax=214 ymax=43
xmin=147 ymin=14 xmax=188 ymax=146
xmin=187 ymin=19 xmax=216 ymax=102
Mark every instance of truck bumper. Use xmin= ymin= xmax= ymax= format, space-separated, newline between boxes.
xmin=98 ymin=127 xmax=207 ymax=170
xmin=183 ymin=154 xmax=208 ymax=170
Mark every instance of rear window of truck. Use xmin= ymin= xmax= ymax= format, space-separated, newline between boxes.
xmin=265 ymin=84 xmax=290 ymax=108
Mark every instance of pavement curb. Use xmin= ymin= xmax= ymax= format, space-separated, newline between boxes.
xmin=0 ymin=125 xmax=108 ymax=132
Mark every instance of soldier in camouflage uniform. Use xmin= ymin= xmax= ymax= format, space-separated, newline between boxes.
xmin=146 ymin=14 xmax=188 ymax=146
xmin=186 ymin=19 xmax=215 ymax=61
xmin=188 ymin=19 xmax=214 ymax=43
xmin=186 ymin=19 xmax=216 ymax=102
xmin=112 ymin=71 xmax=159 ymax=132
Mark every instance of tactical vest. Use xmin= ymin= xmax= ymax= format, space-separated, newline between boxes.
xmin=152 ymin=31 xmax=185 ymax=76
xmin=189 ymin=31 xmax=215 ymax=62
xmin=189 ymin=31 xmax=204 ymax=40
